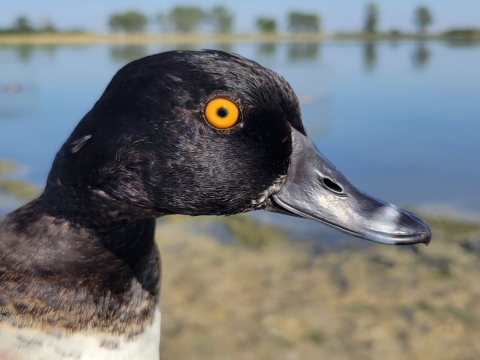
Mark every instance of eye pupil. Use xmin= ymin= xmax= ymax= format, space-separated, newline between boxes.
xmin=217 ymin=107 xmax=228 ymax=118
xmin=205 ymin=97 xmax=239 ymax=129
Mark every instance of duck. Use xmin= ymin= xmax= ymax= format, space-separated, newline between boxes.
xmin=0 ymin=50 xmax=431 ymax=360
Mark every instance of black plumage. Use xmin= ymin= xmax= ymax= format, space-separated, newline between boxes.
xmin=0 ymin=49 xmax=431 ymax=345
xmin=0 ymin=50 xmax=305 ymax=335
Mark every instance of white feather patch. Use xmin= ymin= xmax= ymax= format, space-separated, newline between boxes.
xmin=0 ymin=306 xmax=161 ymax=360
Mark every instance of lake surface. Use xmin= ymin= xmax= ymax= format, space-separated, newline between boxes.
xmin=1 ymin=40 xmax=479 ymax=243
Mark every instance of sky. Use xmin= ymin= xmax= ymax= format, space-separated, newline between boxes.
xmin=1 ymin=0 xmax=479 ymax=33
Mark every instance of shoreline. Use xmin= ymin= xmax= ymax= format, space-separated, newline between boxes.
xmin=0 ymin=32 xmax=479 ymax=44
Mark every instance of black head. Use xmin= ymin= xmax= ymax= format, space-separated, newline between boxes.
xmin=43 ymin=50 xmax=431 ymax=245
xmin=44 ymin=50 xmax=305 ymax=219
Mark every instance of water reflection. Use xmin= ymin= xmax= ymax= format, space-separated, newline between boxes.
xmin=388 ymin=38 xmax=400 ymax=49
xmin=215 ymin=43 xmax=233 ymax=53
xmin=301 ymin=97 xmax=331 ymax=139
xmin=363 ymin=42 xmax=377 ymax=72
xmin=0 ymin=81 xmax=38 ymax=122
xmin=0 ymin=90 xmax=39 ymax=121
xmin=110 ymin=45 xmax=147 ymax=63
xmin=1 ymin=41 xmax=479 ymax=220
xmin=257 ymin=43 xmax=277 ymax=58
xmin=288 ymin=43 xmax=320 ymax=62
xmin=444 ymin=39 xmax=480 ymax=48
xmin=162 ymin=43 xmax=200 ymax=52
xmin=0 ymin=110 xmax=24 ymax=121
xmin=15 ymin=44 xmax=34 ymax=61
xmin=0 ymin=44 xmax=60 ymax=62
xmin=41 ymin=44 xmax=58 ymax=59
xmin=413 ymin=42 xmax=431 ymax=69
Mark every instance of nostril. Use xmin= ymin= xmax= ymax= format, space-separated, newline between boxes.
xmin=323 ymin=178 xmax=343 ymax=194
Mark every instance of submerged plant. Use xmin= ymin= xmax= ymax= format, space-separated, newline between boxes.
xmin=0 ymin=159 xmax=41 ymax=200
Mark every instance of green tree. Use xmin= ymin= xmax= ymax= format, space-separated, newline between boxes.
xmin=168 ymin=7 xmax=206 ymax=33
xmin=210 ymin=6 xmax=234 ymax=33
xmin=414 ymin=6 xmax=433 ymax=35
xmin=288 ymin=12 xmax=320 ymax=33
xmin=12 ymin=16 xmax=34 ymax=33
xmin=364 ymin=3 xmax=379 ymax=34
xmin=256 ymin=18 xmax=277 ymax=34
xmin=109 ymin=11 xmax=147 ymax=33
xmin=40 ymin=18 xmax=56 ymax=33
xmin=156 ymin=13 xmax=169 ymax=31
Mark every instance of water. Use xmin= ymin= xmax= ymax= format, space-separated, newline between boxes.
xmin=1 ymin=41 xmax=479 ymax=243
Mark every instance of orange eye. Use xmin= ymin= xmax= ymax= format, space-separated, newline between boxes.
xmin=204 ymin=97 xmax=240 ymax=129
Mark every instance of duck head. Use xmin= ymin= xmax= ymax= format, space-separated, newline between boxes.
xmin=46 ymin=50 xmax=430 ymax=245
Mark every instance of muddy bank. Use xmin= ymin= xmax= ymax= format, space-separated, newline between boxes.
xmin=158 ymin=216 xmax=480 ymax=360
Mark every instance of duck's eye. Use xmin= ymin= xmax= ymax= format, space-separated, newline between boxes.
xmin=204 ymin=97 xmax=240 ymax=129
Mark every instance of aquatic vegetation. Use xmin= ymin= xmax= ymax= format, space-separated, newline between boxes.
xmin=0 ymin=159 xmax=41 ymax=200
xmin=158 ymin=213 xmax=288 ymax=248
xmin=222 ymin=214 xmax=288 ymax=248
xmin=422 ymin=215 xmax=480 ymax=234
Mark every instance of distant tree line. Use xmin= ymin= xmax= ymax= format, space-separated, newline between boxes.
xmin=0 ymin=16 xmax=57 ymax=34
xmin=107 ymin=5 xmax=436 ymax=35
xmin=256 ymin=12 xmax=320 ymax=34
xmin=107 ymin=6 xmax=234 ymax=34
xmin=256 ymin=18 xmax=277 ymax=34
xmin=364 ymin=3 xmax=434 ymax=35
xmin=107 ymin=7 xmax=321 ymax=34
xmin=0 ymin=5 xmax=462 ymax=38
xmin=109 ymin=11 xmax=147 ymax=33
xmin=288 ymin=12 xmax=320 ymax=32
xmin=414 ymin=6 xmax=433 ymax=35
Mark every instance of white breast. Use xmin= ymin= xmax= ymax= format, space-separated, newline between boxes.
xmin=0 ymin=306 xmax=161 ymax=360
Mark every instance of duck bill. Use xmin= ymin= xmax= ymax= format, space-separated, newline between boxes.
xmin=266 ymin=128 xmax=431 ymax=245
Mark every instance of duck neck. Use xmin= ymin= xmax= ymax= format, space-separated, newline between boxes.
xmin=37 ymin=184 xmax=161 ymax=292
xmin=0 ymin=189 xmax=161 ymax=335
